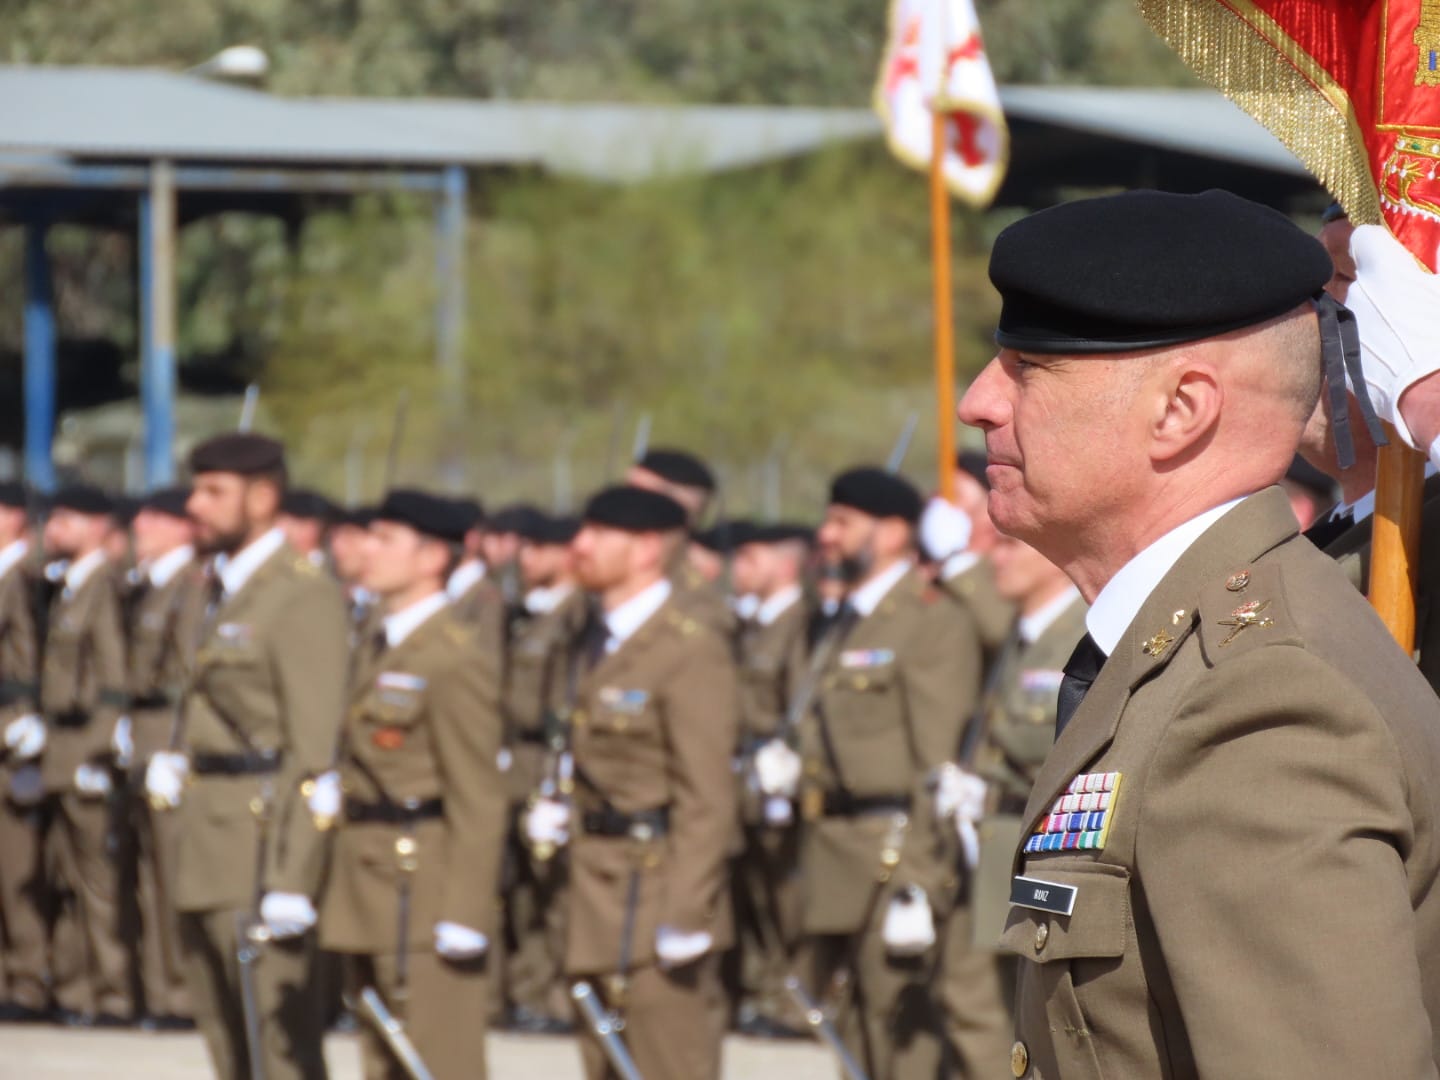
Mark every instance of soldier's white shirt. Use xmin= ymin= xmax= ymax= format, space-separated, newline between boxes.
xmin=214 ymin=526 xmax=285 ymax=597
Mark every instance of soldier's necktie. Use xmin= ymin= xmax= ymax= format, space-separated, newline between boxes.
xmin=1054 ymin=633 xmax=1106 ymax=741
xmin=1302 ymin=508 xmax=1355 ymax=551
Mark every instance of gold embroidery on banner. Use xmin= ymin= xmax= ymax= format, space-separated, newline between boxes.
xmin=1417 ymin=0 xmax=1440 ymax=87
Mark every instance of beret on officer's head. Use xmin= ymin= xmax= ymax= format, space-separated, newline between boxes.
xmin=636 ymin=448 xmax=716 ymax=492
xmin=51 ymin=484 xmax=114 ymax=517
xmin=0 ymin=482 xmax=26 ymax=510
xmin=188 ymin=433 xmax=286 ymax=477
xmin=489 ymin=504 xmax=546 ymax=537
xmin=280 ymin=488 xmax=338 ymax=523
xmin=583 ymin=485 xmax=687 ymax=533
xmin=515 ymin=512 xmax=581 ymax=546
xmin=449 ymin=497 xmax=484 ymax=534
xmin=376 ymin=489 xmax=467 ymax=544
xmin=990 ymin=189 xmax=1333 ymax=354
xmin=338 ymin=505 xmax=377 ymax=529
xmin=829 ymin=467 xmax=922 ymax=524
xmin=695 ymin=520 xmax=758 ymax=554
xmin=747 ymin=522 xmax=815 ymax=547
xmin=141 ymin=487 xmax=191 ymax=519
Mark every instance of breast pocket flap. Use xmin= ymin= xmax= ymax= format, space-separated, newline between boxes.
xmin=999 ymin=862 xmax=1130 ymax=963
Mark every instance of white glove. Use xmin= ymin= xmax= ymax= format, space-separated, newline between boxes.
xmin=920 ymin=496 xmax=974 ymax=561
xmin=306 ymin=770 xmax=343 ymax=821
xmin=144 ymin=751 xmax=190 ymax=809
xmin=8 ymin=763 xmax=44 ymax=806
xmin=74 ymin=763 xmax=113 ymax=798
xmin=525 ymin=798 xmax=571 ymax=849
xmin=259 ymin=892 xmax=317 ymax=940
xmin=4 ymin=715 xmax=46 ymax=761
xmin=753 ymin=739 xmax=802 ymax=798
xmin=1346 ymin=224 xmax=1440 ymax=448
xmin=434 ymin=921 xmax=489 ymax=960
xmin=763 ymin=796 xmax=795 ymax=827
xmin=496 ymin=748 xmax=513 ymax=774
xmin=933 ymin=763 xmax=987 ymax=870
xmin=882 ymin=886 xmax=936 ymax=957
xmin=111 ymin=715 xmax=134 ymax=768
xmin=656 ymin=925 xmax=713 ymax=968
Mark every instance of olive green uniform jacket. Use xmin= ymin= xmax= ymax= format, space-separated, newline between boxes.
xmin=1002 ymin=488 xmax=1440 ymax=1079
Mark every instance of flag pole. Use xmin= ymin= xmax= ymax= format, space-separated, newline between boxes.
xmin=930 ymin=109 xmax=958 ymax=503
xmin=1369 ymin=429 xmax=1426 ymax=652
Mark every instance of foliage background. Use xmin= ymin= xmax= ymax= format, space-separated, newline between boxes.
xmin=0 ymin=0 xmax=1199 ymax=511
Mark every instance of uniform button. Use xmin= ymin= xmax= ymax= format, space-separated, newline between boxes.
xmin=1011 ymin=1040 xmax=1029 ymax=1077
xmin=1033 ymin=922 xmax=1049 ymax=953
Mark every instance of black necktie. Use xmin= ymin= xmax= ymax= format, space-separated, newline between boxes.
xmin=1055 ymin=633 xmax=1106 ymax=742
xmin=1303 ymin=509 xmax=1355 ymax=552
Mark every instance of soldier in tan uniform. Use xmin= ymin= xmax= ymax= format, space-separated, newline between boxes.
xmin=145 ymin=433 xmax=348 ymax=1080
xmin=318 ymin=490 xmax=506 ymax=1080
xmin=754 ymin=468 xmax=982 ymax=1080
xmin=0 ymin=483 xmax=49 ymax=1020
xmin=533 ymin=485 xmax=737 ymax=1080
xmin=38 ymin=484 xmax=132 ymax=1026
xmin=277 ymin=489 xmax=337 ymax=571
xmin=121 ymin=488 xmax=205 ymax=1029
xmin=501 ymin=512 xmax=586 ymax=1034
xmin=959 ymin=189 xmax=1440 ymax=1077
xmin=935 ymin=535 xmax=1084 ymax=1076
xmin=727 ymin=523 xmax=812 ymax=1036
xmin=445 ymin=498 xmax=506 ymax=658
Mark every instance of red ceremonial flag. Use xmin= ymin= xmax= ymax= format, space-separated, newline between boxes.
xmin=1137 ymin=0 xmax=1440 ymax=271
xmin=875 ymin=0 xmax=1010 ymax=208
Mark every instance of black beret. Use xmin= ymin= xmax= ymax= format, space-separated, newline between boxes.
xmin=51 ymin=484 xmax=113 ymax=516
xmin=489 ymin=503 xmax=546 ymax=537
xmin=694 ymin=520 xmax=758 ymax=555
xmin=747 ymin=522 xmax=815 ymax=547
xmin=280 ymin=489 xmax=338 ymax=523
xmin=140 ymin=487 xmax=191 ymax=519
xmin=375 ymin=489 xmax=466 ymax=544
xmin=518 ymin=513 xmax=581 ymax=546
xmin=188 ymin=433 xmax=285 ymax=476
xmin=110 ymin=496 xmax=140 ymax=525
xmin=583 ymin=485 xmax=687 ymax=533
xmin=957 ymin=449 xmax=991 ymax=490
xmin=636 ymin=448 xmax=716 ymax=492
xmin=829 ymin=467 xmax=922 ymax=524
xmin=336 ymin=505 xmax=377 ymax=529
xmin=450 ymin=497 xmax=485 ymax=533
xmin=0 ymin=482 xmax=25 ymax=510
xmin=991 ymin=189 xmax=1332 ymax=354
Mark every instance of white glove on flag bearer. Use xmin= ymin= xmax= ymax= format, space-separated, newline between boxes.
xmin=934 ymin=762 xmax=988 ymax=870
xmin=260 ymin=892 xmax=316 ymax=940
xmin=435 ymin=921 xmax=488 ymax=960
xmin=306 ymin=770 xmax=343 ymax=820
xmin=920 ymin=496 xmax=973 ymax=561
xmin=525 ymin=797 xmax=571 ymax=849
xmin=656 ymin=926 xmax=712 ymax=969
xmin=3 ymin=714 xmax=46 ymax=761
xmin=874 ymin=0 xmax=1009 ymax=208
xmin=145 ymin=751 xmax=190 ymax=809
xmin=754 ymin=739 xmax=802 ymax=798
xmin=882 ymin=885 xmax=937 ymax=956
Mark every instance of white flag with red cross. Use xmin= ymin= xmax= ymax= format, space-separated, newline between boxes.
xmin=874 ymin=0 xmax=1009 ymax=207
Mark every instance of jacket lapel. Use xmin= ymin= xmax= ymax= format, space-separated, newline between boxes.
xmin=1018 ymin=488 xmax=1301 ymax=840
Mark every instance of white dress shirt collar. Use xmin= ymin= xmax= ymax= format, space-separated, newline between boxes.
xmin=756 ymin=584 xmax=803 ymax=627
xmin=603 ymin=579 xmax=673 ymax=654
xmin=1019 ymin=585 xmax=1083 ymax=645
xmin=215 ymin=527 xmax=286 ymax=598
xmin=63 ymin=549 xmax=108 ymax=594
xmin=446 ymin=559 xmax=487 ymax=600
xmin=848 ymin=559 xmax=913 ymax=618
xmin=524 ymin=583 xmax=574 ymax=615
xmin=941 ymin=550 xmax=982 ymax=583
xmin=147 ymin=545 xmax=195 ymax=588
xmin=383 ymin=591 xmax=451 ymax=648
xmin=1086 ymin=497 xmax=1248 ymax=657
xmin=0 ymin=539 xmax=28 ymax=581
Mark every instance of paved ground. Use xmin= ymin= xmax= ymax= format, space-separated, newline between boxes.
xmin=0 ymin=1025 xmax=836 ymax=1079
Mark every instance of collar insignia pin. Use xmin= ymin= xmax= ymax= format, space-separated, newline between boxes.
xmin=1217 ymin=599 xmax=1274 ymax=647
xmin=1225 ymin=571 xmax=1250 ymax=592
xmin=1142 ymin=630 xmax=1174 ymax=657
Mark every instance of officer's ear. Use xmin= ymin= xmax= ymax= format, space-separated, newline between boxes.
xmin=244 ymin=472 xmax=284 ymax=522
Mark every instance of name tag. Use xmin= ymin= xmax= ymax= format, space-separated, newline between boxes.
xmin=1019 ymin=668 xmax=1064 ymax=694
xmin=1010 ymin=876 xmax=1077 ymax=916
xmin=839 ymin=649 xmax=894 ymax=669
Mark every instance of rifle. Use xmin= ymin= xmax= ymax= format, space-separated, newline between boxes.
xmin=885 ymin=412 xmax=920 ymax=474
xmin=631 ymin=413 xmax=652 ymax=465
xmin=571 ymin=981 xmax=644 ymax=1080
xmin=238 ymin=384 xmax=260 ymax=433
xmin=351 ymin=986 xmax=436 ymax=1080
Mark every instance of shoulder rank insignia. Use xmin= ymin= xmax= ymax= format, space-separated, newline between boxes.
xmin=1141 ymin=629 xmax=1174 ymax=657
xmin=1024 ymin=772 xmax=1122 ymax=854
xmin=1217 ymin=599 xmax=1274 ymax=647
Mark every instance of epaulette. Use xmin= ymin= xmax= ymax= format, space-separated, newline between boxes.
xmin=1194 ymin=562 xmax=1302 ymax=665
xmin=665 ymin=609 xmax=702 ymax=637
xmin=292 ymin=557 xmax=322 ymax=577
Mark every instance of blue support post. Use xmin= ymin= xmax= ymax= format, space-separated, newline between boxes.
xmin=435 ymin=164 xmax=467 ymax=402
xmin=23 ymin=220 xmax=57 ymax=492
xmin=139 ymin=161 xmax=177 ymax=488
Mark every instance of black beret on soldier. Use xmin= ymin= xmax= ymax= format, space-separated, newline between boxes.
xmin=0 ymin=482 xmax=26 ymax=510
xmin=376 ymin=489 xmax=467 ymax=544
xmin=141 ymin=487 xmax=191 ymax=519
xmin=338 ymin=504 xmax=377 ymax=529
xmin=636 ymin=448 xmax=716 ymax=492
xmin=489 ymin=503 xmax=546 ymax=537
xmin=516 ymin=512 xmax=581 ymax=546
xmin=280 ymin=488 xmax=338 ymax=523
xmin=51 ymin=484 xmax=114 ymax=516
xmin=583 ymin=485 xmax=687 ymax=533
xmin=188 ymin=433 xmax=285 ymax=477
xmin=450 ymin=497 xmax=485 ymax=534
xmin=990 ymin=189 xmax=1333 ymax=354
xmin=829 ymin=467 xmax=922 ymax=524
xmin=748 ymin=522 xmax=815 ymax=547
xmin=695 ymin=520 xmax=758 ymax=554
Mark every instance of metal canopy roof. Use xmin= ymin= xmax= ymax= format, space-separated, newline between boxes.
xmin=0 ymin=64 xmax=1308 ymax=184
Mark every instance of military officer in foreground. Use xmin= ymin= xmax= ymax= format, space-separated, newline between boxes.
xmin=123 ymin=487 xmax=205 ymax=1029
xmin=536 ymin=485 xmax=737 ymax=1080
xmin=958 ymin=189 xmax=1440 ymax=1078
xmin=0 ymin=483 xmax=48 ymax=1020
xmin=147 ymin=433 xmax=348 ymax=1080
xmin=39 ymin=484 xmax=131 ymax=1025
xmin=755 ymin=468 xmax=982 ymax=1080
xmin=501 ymin=511 xmax=586 ymax=1034
xmin=320 ymin=490 xmax=506 ymax=1080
